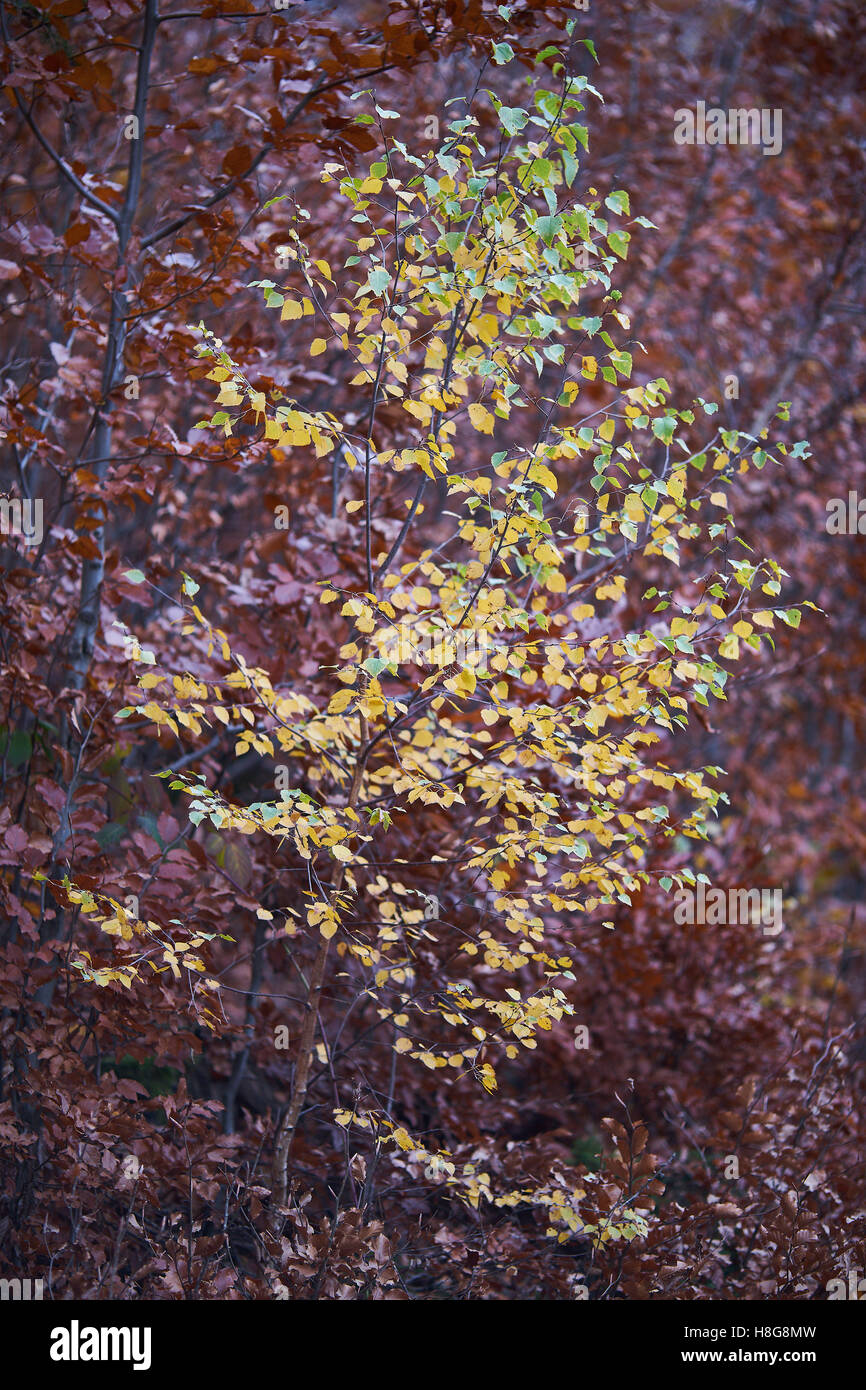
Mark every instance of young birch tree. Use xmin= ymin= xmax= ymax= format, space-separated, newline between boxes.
xmin=55 ymin=28 xmax=808 ymax=1245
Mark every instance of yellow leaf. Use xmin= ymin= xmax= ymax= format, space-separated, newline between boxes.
xmin=667 ymin=470 xmax=686 ymax=505
xmin=527 ymin=460 xmax=557 ymax=492
xmin=310 ymin=338 xmax=327 ymax=357
xmin=479 ymin=1062 xmax=498 ymax=1093
xmin=404 ymin=400 xmax=432 ymax=425
xmin=468 ymin=403 xmax=494 ymax=434
xmin=328 ymin=689 xmax=353 ymax=714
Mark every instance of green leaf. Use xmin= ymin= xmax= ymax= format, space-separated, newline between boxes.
xmin=607 ymin=229 xmax=630 ymax=259
xmin=368 ymin=267 xmax=390 ymax=296
xmin=363 ymin=656 xmax=389 ymax=677
xmin=492 ymin=42 xmax=514 ymax=64
xmin=137 ymin=811 xmax=165 ymax=849
xmin=124 ymin=569 xmax=146 ymax=584
xmin=0 ymin=728 xmax=32 ymax=768
xmin=535 ymin=214 xmax=562 ymax=246
xmin=604 ymin=190 xmax=630 ymax=217
xmin=96 ymin=821 xmax=127 ymax=849
xmin=652 ymin=416 xmax=676 ymax=446
xmin=609 ymin=350 xmax=632 ymax=378
xmin=498 ymin=106 xmax=529 ymax=137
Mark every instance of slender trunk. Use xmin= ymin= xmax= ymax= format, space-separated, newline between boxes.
xmin=271 ymin=718 xmax=368 ymax=1208
xmin=224 ymin=916 xmax=267 ymax=1134
xmin=67 ymin=0 xmax=159 ymax=692
xmin=67 ymin=321 xmax=121 ymax=691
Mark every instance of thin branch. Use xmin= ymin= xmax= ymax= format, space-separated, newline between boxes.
xmin=10 ymin=95 xmax=119 ymax=224
xmin=141 ymin=67 xmax=394 ymax=250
